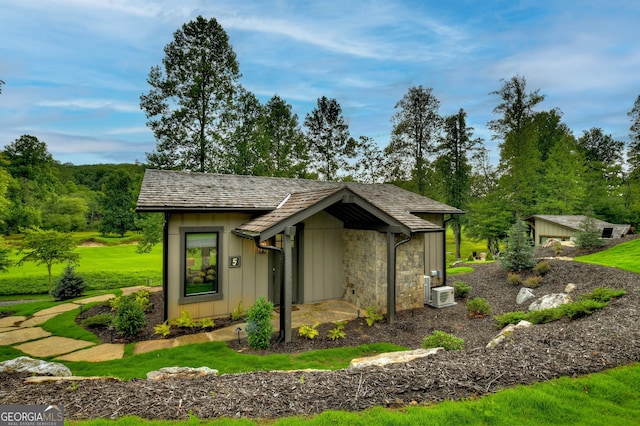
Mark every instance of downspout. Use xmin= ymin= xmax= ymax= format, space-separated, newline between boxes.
xmin=442 ymin=215 xmax=454 ymax=285
xmin=162 ymin=213 xmax=169 ymax=322
xmin=251 ymin=238 xmax=287 ymax=343
xmin=387 ymin=232 xmax=412 ymax=324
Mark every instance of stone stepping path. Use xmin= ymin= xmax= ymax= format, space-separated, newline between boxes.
xmin=57 ymin=343 xmax=125 ymax=362
xmin=15 ymin=336 xmax=95 ymax=358
xmin=0 ymin=327 xmax=52 ymax=346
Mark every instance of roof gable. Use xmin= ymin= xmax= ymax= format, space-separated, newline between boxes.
xmin=137 ymin=169 xmax=463 ymax=234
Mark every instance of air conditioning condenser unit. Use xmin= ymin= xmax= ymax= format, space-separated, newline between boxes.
xmin=429 ymin=286 xmax=456 ymax=308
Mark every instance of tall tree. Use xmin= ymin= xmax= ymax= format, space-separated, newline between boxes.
xmin=628 ymin=94 xmax=640 ymax=178
xmin=141 ymin=16 xmax=241 ymax=172
xmin=99 ymin=170 xmax=136 ymax=237
xmin=3 ymin=135 xmax=55 ymax=181
xmin=350 ymin=136 xmax=386 ymax=184
xmin=303 ymin=96 xmax=355 ymax=181
xmin=489 ymin=75 xmax=544 ymax=217
xmin=435 ymin=109 xmax=480 ymax=259
xmin=388 ymin=86 xmax=442 ymax=195
xmin=532 ymin=108 xmax=571 ymax=162
xmin=263 ymin=95 xmax=308 ymax=178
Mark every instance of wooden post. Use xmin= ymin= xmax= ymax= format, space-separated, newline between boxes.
xmin=282 ymin=226 xmax=296 ymax=342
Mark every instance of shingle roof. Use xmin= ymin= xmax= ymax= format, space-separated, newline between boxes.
xmin=527 ymin=215 xmax=633 ymax=238
xmin=137 ymin=169 xmax=463 ymax=235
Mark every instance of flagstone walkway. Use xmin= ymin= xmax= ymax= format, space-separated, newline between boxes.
xmin=0 ymin=288 xmax=359 ymax=363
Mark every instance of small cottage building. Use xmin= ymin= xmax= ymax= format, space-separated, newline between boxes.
xmin=525 ymin=215 xmax=633 ymax=245
xmin=137 ymin=169 xmax=463 ymax=341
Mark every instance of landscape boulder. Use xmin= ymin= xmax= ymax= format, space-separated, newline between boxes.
xmin=0 ymin=356 xmax=72 ymax=376
xmin=349 ymin=348 xmax=442 ymax=369
xmin=516 ymin=287 xmax=536 ymax=305
xmin=147 ymin=366 xmax=218 ymax=380
xmin=486 ymin=320 xmax=533 ymax=349
xmin=565 ymin=283 xmax=576 ymax=293
xmin=528 ymin=293 xmax=572 ymax=311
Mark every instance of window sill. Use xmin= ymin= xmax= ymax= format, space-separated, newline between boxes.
xmin=179 ymin=293 xmax=223 ymax=304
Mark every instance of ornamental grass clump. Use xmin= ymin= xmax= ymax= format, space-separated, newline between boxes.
xmin=246 ymin=296 xmax=274 ymax=350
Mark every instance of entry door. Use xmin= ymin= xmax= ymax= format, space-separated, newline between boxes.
xmin=268 ymin=225 xmax=303 ymax=306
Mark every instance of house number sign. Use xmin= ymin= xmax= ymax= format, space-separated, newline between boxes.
xmin=229 ymin=256 xmax=241 ymax=268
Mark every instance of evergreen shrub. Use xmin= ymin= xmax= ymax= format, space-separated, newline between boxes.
xmin=246 ymin=296 xmax=274 ymax=350
xmin=50 ymin=264 xmax=86 ymax=300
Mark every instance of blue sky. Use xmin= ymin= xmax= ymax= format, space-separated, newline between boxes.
xmin=1 ymin=0 xmax=638 ymax=165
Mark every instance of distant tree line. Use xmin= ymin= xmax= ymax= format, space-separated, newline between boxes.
xmin=3 ymin=16 xmax=640 ymax=258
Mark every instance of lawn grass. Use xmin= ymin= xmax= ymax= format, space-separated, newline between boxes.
xmin=575 ymin=238 xmax=640 ymax=273
xmin=0 ymin=243 xmax=162 ymax=295
xmin=56 ymin=342 xmax=407 ymax=380
xmin=445 ymin=228 xmax=488 ymax=263
xmin=66 ymin=363 xmax=640 ymax=425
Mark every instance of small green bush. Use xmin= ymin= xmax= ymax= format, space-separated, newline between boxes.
xmin=154 ymin=321 xmax=171 ymax=337
xmin=467 ymin=297 xmax=491 ymax=317
xmin=580 ymin=287 xmax=626 ymax=303
xmin=81 ymin=312 xmax=114 ymax=328
xmin=364 ymin=306 xmax=383 ymax=326
xmin=112 ymin=296 xmax=146 ymax=338
xmin=493 ymin=311 xmax=528 ymax=328
xmin=422 ymin=330 xmax=464 ymax=351
xmin=533 ymin=261 xmax=551 ymax=276
xmin=552 ymin=241 xmax=563 ymax=255
xmin=327 ymin=321 xmax=347 ymax=340
xmin=299 ymin=322 xmax=320 ymax=339
xmin=246 ymin=296 xmax=274 ymax=350
xmin=507 ymin=272 xmax=521 ymax=285
xmin=198 ymin=317 xmax=215 ymax=329
xmin=485 ymin=252 xmax=494 ymax=261
xmin=231 ymin=300 xmax=245 ymax=321
xmin=524 ymin=276 xmax=543 ymax=288
xmin=453 ymin=281 xmax=471 ymax=299
xmin=562 ymin=300 xmax=608 ymax=319
xmin=526 ymin=307 xmax=565 ymax=324
xmin=172 ymin=310 xmax=197 ymax=328
xmin=50 ymin=264 xmax=86 ymax=301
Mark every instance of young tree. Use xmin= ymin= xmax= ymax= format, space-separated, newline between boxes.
xmin=435 ymin=109 xmax=481 ymax=259
xmin=136 ymin=213 xmax=164 ymax=254
xmin=349 ymin=136 xmax=386 ymax=184
xmin=17 ymin=228 xmax=80 ymax=292
xmin=141 ymin=16 xmax=241 ymax=172
xmin=99 ymin=170 xmax=136 ymax=237
xmin=574 ymin=210 xmax=605 ymax=250
xmin=388 ymin=86 xmax=442 ymax=195
xmin=303 ymin=96 xmax=356 ymax=181
xmin=628 ymin=94 xmax=640 ymax=179
xmin=499 ymin=219 xmax=535 ymax=272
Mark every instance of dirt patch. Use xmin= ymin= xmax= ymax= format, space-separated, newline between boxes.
xmin=1 ymin=240 xmax=639 ymax=421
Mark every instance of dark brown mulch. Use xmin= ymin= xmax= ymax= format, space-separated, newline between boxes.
xmin=1 ymin=238 xmax=639 ymax=421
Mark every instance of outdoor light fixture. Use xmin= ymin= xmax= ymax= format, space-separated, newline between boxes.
xmin=235 ymin=327 xmax=242 ymax=344
xmin=78 ymin=304 xmax=83 ymax=314
xmin=108 ymin=325 xmax=115 ymax=343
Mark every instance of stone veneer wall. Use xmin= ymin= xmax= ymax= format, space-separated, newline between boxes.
xmin=343 ymin=230 xmax=425 ymax=313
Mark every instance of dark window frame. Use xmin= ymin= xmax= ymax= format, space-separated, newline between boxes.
xmin=179 ymin=226 xmax=224 ymax=304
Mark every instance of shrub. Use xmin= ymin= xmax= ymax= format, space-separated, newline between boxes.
xmin=499 ymin=219 xmax=535 ymax=272
xmin=453 ymin=281 xmax=471 ymax=299
xmin=526 ymin=307 xmax=565 ymax=324
xmin=50 ymin=264 xmax=86 ymax=301
xmin=580 ymin=287 xmax=626 ymax=303
xmin=552 ymin=241 xmax=563 ymax=255
xmin=110 ymin=290 xmax=150 ymax=312
xmin=154 ymin=321 xmax=171 ymax=337
xmin=327 ymin=321 xmax=347 ymax=340
xmin=466 ymin=254 xmax=474 ymax=262
xmin=198 ymin=317 xmax=215 ymax=329
xmin=231 ymin=300 xmax=245 ymax=321
xmin=562 ymin=300 xmax=608 ymax=319
xmin=364 ymin=306 xmax=383 ymax=326
xmin=533 ymin=261 xmax=551 ymax=276
xmin=245 ymin=296 xmax=274 ymax=350
xmin=81 ymin=312 xmax=114 ymax=328
xmin=422 ymin=330 xmax=464 ymax=351
xmin=524 ymin=276 xmax=543 ymax=288
xmin=112 ymin=296 xmax=146 ymax=338
xmin=299 ymin=322 xmax=320 ymax=339
xmin=467 ymin=297 xmax=492 ymax=317
xmin=493 ymin=311 xmax=528 ymax=328
xmin=172 ymin=310 xmax=197 ymax=328
xmin=485 ymin=252 xmax=494 ymax=261
xmin=507 ymin=272 xmax=521 ymax=285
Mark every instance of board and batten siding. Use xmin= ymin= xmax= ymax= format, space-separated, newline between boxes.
xmin=166 ymin=212 xmax=268 ymax=320
xmin=302 ymin=211 xmax=344 ymax=303
xmin=417 ymin=214 xmax=446 ymax=285
xmin=531 ymin=220 xmax=574 ymax=245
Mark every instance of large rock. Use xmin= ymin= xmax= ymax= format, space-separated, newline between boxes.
xmin=147 ymin=366 xmax=218 ymax=380
xmin=0 ymin=356 xmax=72 ymax=376
xmin=528 ymin=293 xmax=572 ymax=311
xmin=516 ymin=287 xmax=536 ymax=305
xmin=486 ymin=320 xmax=533 ymax=349
xmin=349 ymin=348 xmax=442 ymax=369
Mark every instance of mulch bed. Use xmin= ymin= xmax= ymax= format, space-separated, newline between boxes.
xmin=1 ymin=238 xmax=639 ymax=421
